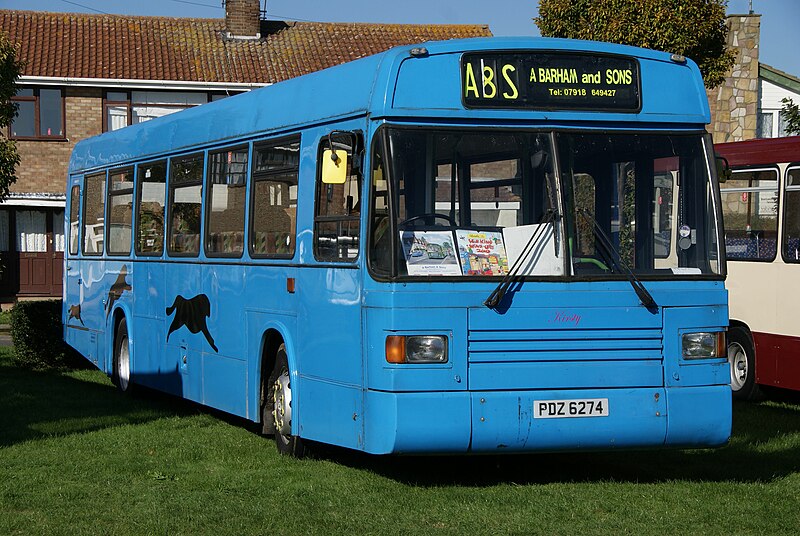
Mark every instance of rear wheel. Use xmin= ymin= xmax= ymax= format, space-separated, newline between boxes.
xmin=271 ymin=344 xmax=305 ymax=457
xmin=728 ymin=326 xmax=760 ymax=400
xmin=113 ymin=317 xmax=133 ymax=394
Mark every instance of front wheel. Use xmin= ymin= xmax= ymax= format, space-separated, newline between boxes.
xmin=271 ymin=344 xmax=305 ymax=457
xmin=112 ymin=317 xmax=134 ymax=394
xmin=728 ymin=326 xmax=760 ymax=401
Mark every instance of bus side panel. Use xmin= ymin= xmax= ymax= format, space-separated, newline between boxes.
xmin=200 ymin=263 xmax=248 ymax=417
xmin=163 ymin=262 xmax=204 ymax=404
xmin=103 ymin=261 xmax=134 ymax=372
xmin=80 ymin=259 xmax=110 ymax=373
xmin=754 ymin=332 xmax=800 ymax=391
xmin=131 ymin=263 xmax=178 ymax=393
xmin=295 ymin=265 xmax=364 ymax=449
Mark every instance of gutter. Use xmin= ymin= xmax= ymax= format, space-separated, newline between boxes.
xmin=19 ymin=75 xmax=269 ymax=92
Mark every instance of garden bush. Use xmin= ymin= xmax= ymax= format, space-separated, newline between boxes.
xmin=10 ymin=299 xmax=83 ymax=370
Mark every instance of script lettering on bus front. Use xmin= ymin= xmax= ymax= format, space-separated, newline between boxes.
xmin=462 ymin=52 xmax=640 ymax=111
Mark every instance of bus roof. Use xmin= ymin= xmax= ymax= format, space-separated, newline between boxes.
xmin=715 ymin=135 xmax=800 ymax=167
xmin=69 ymin=36 xmax=710 ymax=174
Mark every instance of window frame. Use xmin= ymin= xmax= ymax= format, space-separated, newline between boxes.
xmin=248 ymin=135 xmax=301 ymax=260
xmin=82 ymin=171 xmax=107 ymax=257
xmin=781 ymin=163 xmax=800 ymax=264
xmin=135 ymin=159 xmax=168 ymax=257
xmin=69 ymin=184 xmax=81 ymax=256
xmin=105 ymin=166 xmax=135 ymax=257
xmin=721 ymin=165 xmax=781 ymax=263
xmin=102 ymin=91 xmax=133 ymax=133
xmin=167 ymin=152 xmax=205 ymax=258
xmin=204 ymin=144 xmax=250 ymax=259
xmin=312 ymin=131 xmax=363 ymax=263
xmin=9 ymin=86 xmax=66 ymax=141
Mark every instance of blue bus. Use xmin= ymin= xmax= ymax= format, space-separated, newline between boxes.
xmin=64 ymin=37 xmax=731 ymax=456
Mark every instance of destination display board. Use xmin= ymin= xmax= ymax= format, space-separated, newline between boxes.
xmin=462 ymin=52 xmax=641 ymax=111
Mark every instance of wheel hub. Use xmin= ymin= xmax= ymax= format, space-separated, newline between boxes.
xmin=728 ymin=342 xmax=748 ymax=390
xmin=272 ymin=370 xmax=292 ymax=436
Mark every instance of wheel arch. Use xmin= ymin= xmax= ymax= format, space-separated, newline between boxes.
xmin=107 ymin=303 xmax=133 ymax=374
xmin=254 ymin=322 xmax=298 ymax=426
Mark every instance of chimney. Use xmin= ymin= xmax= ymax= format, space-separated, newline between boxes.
xmin=225 ymin=0 xmax=261 ymax=40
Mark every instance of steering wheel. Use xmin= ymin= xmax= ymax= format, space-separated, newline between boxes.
xmin=399 ymin=213 xmax=457 ymax=227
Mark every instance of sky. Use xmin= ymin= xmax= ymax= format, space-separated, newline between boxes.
xmin=3 ymin=0 xmax=799 ymax=77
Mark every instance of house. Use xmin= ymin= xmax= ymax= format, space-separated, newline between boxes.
xmin=0 ymin=0 xmax=491 ymax=301
xmin=708 ymin=12 xmax=800 ymax=143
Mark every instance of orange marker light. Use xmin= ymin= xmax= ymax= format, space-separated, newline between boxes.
xmin=385 ymin=336 xmax=406 ymax=364
xmin=286 ymin=277 xmax=295 ymax=294
xmin=717 ymin=331 xmax=727 ymax=358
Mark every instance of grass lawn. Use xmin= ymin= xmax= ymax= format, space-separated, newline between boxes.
xmin=1 ymin=347 xmax=800 ymax=535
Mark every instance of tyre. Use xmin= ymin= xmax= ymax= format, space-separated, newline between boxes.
xmin=112 ymin=317 xmax=134 ymax=394
xmin=728 ymin=326 xmax=761 ymax=401
xmin=270 ymin=344 xmax=305 ymax=457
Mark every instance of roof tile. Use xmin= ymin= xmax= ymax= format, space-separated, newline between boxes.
xmin=0 ymin=10 xmax=492 ymax=84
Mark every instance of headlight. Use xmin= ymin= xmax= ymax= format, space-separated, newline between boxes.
xmin=386 ymin=335 xmax=448 ymax=364
xmin=682 ymin=331 xmax=726 ymax=359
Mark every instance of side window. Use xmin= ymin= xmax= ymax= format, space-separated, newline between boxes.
xmin=69 ymin=185 xmax=80 ymax=255
xmin=369 ymin=144 xmax=391 ymax=274
xmin=107 ymin=167 xmax=134 ymax=256
xmin=468 ymin=159 xmax=522 ymax=227
xmin=572 ymin=173 xmax=596 ymax=258
xmin=653 ymin=169 xmax=675 ymax=259
xmin=82 ymin=172 xmax=106 ymax=255
xmin=314 ymin=132 xmax=362 ymax=262
xmin=168 ymin=154 xmax=203 ymax=256
xmin=250 ymin=137 xmax=300 ymax=257
xmin=720 ymin=168 xmax=779 ymax=261
xmin=206 ymin=146 xmax=248 ymax=257
xmin=783 ymin=166 xmax=800 ymax=262
xmin=136 ymin=161 xmax=167 ymax=256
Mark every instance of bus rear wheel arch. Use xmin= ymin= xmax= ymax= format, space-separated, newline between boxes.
xmin=260 ymin=340 xmax=305 ymax=457
xmin=728 ymin=325 xmax=761 ymax=401
xmin=112 ymin=316 xmax=134 ymax=394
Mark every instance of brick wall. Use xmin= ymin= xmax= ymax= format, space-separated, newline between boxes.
xmin=12 ymin=86 xmax=102 ymax=195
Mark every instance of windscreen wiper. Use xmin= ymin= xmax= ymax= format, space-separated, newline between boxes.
xmin=576 ymin=209 xmax=658 ymax=312
xmin=484 ymin=209 xmax=556 ymax=309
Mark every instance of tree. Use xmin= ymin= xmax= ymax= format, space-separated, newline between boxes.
xmin=780 ymin=97 xmax=800 ymax=136
xmin=0 ymin=33 xmax=23 ymax=202
xmin=535 ymin=0 xmax=736 ymax=89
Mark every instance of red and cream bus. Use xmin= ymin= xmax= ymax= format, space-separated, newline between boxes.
xmin=716 ymin=136 xmax=800 ymax=399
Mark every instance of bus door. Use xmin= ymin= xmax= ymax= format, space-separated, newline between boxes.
xmin=64 ymin=176 xmax=90 ymax=359
xmin=295 ymin=128 xmax=365 ymax=449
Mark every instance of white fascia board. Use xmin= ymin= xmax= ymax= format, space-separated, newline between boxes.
xmin=19 ymin=75 xmax=269 ymax=92
xmin=1 ymin=198 xmax=66 ymax=208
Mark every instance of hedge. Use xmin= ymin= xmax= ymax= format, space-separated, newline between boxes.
xmin=10 ymin=300 xmax=83 ymax=370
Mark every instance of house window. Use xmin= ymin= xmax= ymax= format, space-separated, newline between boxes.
xmin=10 ymin=87 xmax=65 ymax=139
xmin=104 ymin=91 xmax=131 ymax=132
xmin=757 ymin=112 xmax=774 ymax=138
xmin=104 ymin=91 xmax=210 ymax=132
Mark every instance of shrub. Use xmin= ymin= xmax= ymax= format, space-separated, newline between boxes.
xmin=10 ymin=300 xmax=83 ymax=370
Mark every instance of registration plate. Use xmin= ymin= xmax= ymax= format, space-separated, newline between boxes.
xmin=533 ymin=398 xmax=609 ymax=419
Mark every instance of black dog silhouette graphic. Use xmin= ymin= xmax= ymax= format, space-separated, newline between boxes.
xmin=68 ymin=304 xmax=85 ymax=326
xmin=106 ymin=265 xmax=131 ymax=316
xmin=165 ymin=294 xmax=218 ymax=352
